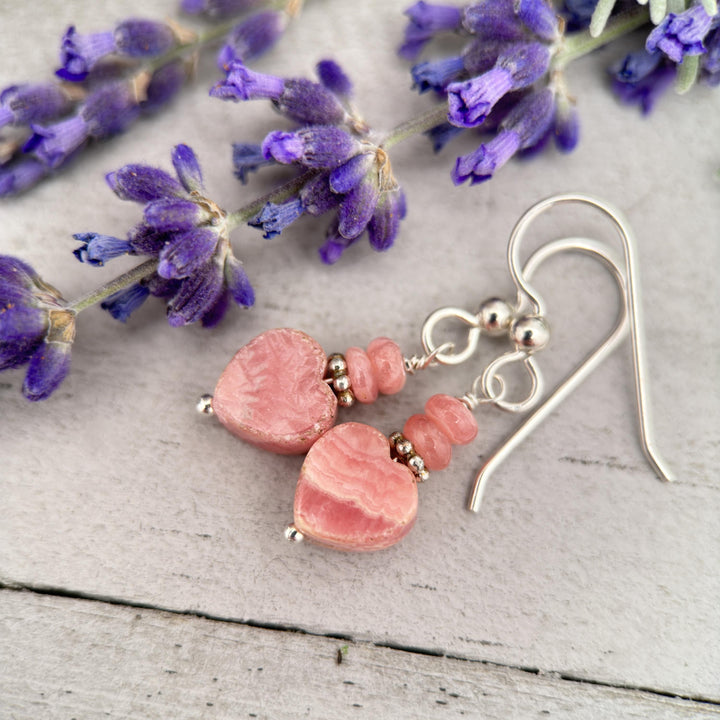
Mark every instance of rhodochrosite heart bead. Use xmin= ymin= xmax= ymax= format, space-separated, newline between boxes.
xmin=294 ymin=422 xmax=418 ymax=551
xmin=213 ymin=328 xmax=337 ymax=454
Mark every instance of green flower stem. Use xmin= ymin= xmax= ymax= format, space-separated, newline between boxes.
xmin=381 ymin=106 xmax=450 ymax=150
xmin=225 ymin=169 xmax=318 ymax=229
xmin=553 ymin=7 xmax=651 ymax=70
xmin=69 ymin=258 xmax=158 ymax=313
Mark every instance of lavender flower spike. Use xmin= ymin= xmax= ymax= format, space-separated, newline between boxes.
xmin=447 ymin=42 xmax=551 ymax=128
xmin=646 ymin=5 xmax=713 ymax=63
xmin=0 ymin=83 xmax=73 ymax=129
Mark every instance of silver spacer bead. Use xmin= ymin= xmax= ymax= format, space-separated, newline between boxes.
xmin=389 ymin=431 xmax=403 ymax=447
xmin=511 ymin=315 xmax=550 ymax=351
xmin=407 ymin=453 xmax=426 ymax=474
xmin=326 ymin=353 xmax=347 ymax=376
xmin=337 ymin=389 xmax=355 ymax=407
xmin=478 ymin=297 xmax=513 ymax=336
xmin=416 ymin=468 xmax=430 ymax=483
xmin=333 ymin=374 xmax=351 ymax=393
xmin=284 ymin=525 xmax=304 ymax=543
xmin=196 ymin=394 xmax=214 ymax=415
xmin=395 ymin=438 xmax=414 ymax=457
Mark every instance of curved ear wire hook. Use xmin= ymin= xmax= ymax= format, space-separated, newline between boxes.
xmin=468 ymin=194 xmax=673 ymax=514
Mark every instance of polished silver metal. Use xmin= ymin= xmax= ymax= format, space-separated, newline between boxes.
xmin=333 ymin=374 xmax=351 ymax=392
xmin=421 ymin=306 xmax=482 ymax=366
xmin=510 ymin=315 xmax=550 ymax=351
xmin=326 ymin=353 xmax=347 ymax=375
xmin=395 ymin=438 xmax=414 ymax=457
xmin=478 ymin=351 xmax=544 ymax=413
xmin=404 ymin=341 xmax=455 ymax=374
xmin=408 ymin=454 xmax=426 ymax=474
xmin=196 ymin=394 xmax=214 ymax=415
xmin=337 ymin=389 xmax=355 ymax=407
xmin=478 ymin=297 xmax=513 ymax=336
xmin=468 ymin=193 xmax=673 ymax=513
xmin=284 ymin=525 xmax=304 ymax=542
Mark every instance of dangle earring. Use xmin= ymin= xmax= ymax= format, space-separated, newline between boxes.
xmin=282 ymin=193 xmax=673 ymax=552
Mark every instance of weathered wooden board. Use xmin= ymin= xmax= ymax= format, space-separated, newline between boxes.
xmin=2 ymin=590 xmax=718 ymax=719
xmin=1 ymin=0 xmax=719 ymax=708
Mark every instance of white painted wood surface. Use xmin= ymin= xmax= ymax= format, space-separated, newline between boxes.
xmin=1 ymin=0 xmax=719 ymax=716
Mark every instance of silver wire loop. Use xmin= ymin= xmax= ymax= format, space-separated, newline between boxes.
xmin=479 ymin=351 xmax=543 ymax=413
xmin=421 ymin=307 xmax=482 ymax=366
xmin=404 ymin=342 xmax=455 ymax=374
xmin=468 ymin=193 xmax=674 ymax=514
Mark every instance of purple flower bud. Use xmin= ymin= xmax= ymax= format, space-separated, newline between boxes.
xmin=218 ymin=11 xmax=286 ymax=68
xmin=172 ymin=143 xmax=204 ymax=193
xmin=299 ymin=174 xmax=341 ymax=216
xmin=143 ymin=60 xmax=187 ymax=112
xmin=232 ymin=143 xmax=273 ymax=183
xmin=128 ymin=223 xmax=173 ymax=255
xmin=81 ymin=83 xmax=139 ymax=138
xmin=399 ymin=2 xmax=463 ymax=59
xmin=167 ymin=263 xmax=225 ymax=327
xmin=0 ymin=158 xmax=48 ymax=196
xmin=24 ymin=116 xmax=89 ymax=169
xmin=463 ymin=0 xmax=528 ymax=41
xmin=101 ymin=283 xmax=150 ymax=322
xmin=0 ymin=255 xmax=38 ymax=288
xmin=447 ymin=42 xmax=551 ymax=127
xmin=144 ymin=198 xmax=205 ymax=233
xmin=146 ymin=273 xmax=181 ymax=299
xmin=368 ymin=189 xmax=407 ymax=252
xmin=114 ymin=19 xmax=175 ymax=57
xmin=610 ymin=63 xmax=676 ymax=114
xmin=462 ymin=39 xmax=507 ymax=75
xmin=452 ymin=88 xmax=555 ymax=183
xmin=200 ymin=290 xmax=230 ymax=329
xmin=277 ymin=79 xmax=347 ymax=125
xmin=318 ymin=218 xmax=359 ymax=264
xmin=328 ymin=153 xmax=374 ymax=194
xmin=262 ymin=126 xmax=358 ymax=169
xmin=209 ymin=60 xmax=285 ymax=101
xmin=411 ymin=56 xmax=465 ymax=93
xmin=516 ymin=0 xmax=560 ymax=41
xmin=0 ymin=83 xmax=74 ymax=129
xmin=224 ymin=254 xmax=255 ymax=307
xmin=248 ymin=198 xmax=304 ymax=238
xmin=72 ymin=233 xmax=132 ymax=265
xmin=107 ymin=164 xmax=185 ymax=202
xmin=0 ymin=282 xmax=47 ymax=368
xmin=22 ymin=340 xmax=72 ymax=401
xmin=181 ymin=0 xmax=261 ymax=18
xmin=554 ymin=103 xmax=579 ymax=152
xmin=338 ymin=176 xmax=380 ymax=239
xmin=646 ymin=5 xmax=713 ymax=63
xmin=701 ymin=27 xmax=720 ymax=85
xmin=56 ymin=26 xmax=116 ymax=81
xmin=425 ymin=122 xmax=464 ymax=152
xmin=562 ymin=0 xmax=597 ymax=31
xmin=610 ymin=49 xmax=662 ymax=83
xmin=157 ymin=227 xmax=219 ymax=279
xmin=316 ymin=59 xmax=353 ymax=97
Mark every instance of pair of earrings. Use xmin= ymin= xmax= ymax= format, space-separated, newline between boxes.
xmin=198 ymin=193 xmax=673 ymax=552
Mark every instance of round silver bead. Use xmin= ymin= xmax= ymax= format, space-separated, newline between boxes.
xmin=333 ymin=374 xmax=351 ymax=392
xmin=407 ymin=454 xmax=426 ymax=474
xmin=478 ymin=297 xmax=513 ymax=336
xmin=326 ymin=353 xmax=347 ymax=376
xmin=389 ymin=431 xmax=403 ymax=447
xmin=395 ymin=438 xmax=414 ymax=457
xmin=196 ymin=394 xmax=214 ymax=415
xmin=511 ymin=315 xmax=550 ymax=351
xmin=337 ymin=389 xmax=355 ymax=407
xmin=284 ymin=525 xmax=304 ymax=542
xmin=416 ymin=469 xmax=430 ymax=483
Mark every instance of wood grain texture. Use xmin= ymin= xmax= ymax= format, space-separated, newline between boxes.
xmin=2 ymin=590 xmax=718 ymax=720
xmin=1 ymin=0 xmax=719 ymax=710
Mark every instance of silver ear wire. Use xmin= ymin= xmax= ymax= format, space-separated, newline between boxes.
xmin=468 ymin=193 xmax=673 ymax=514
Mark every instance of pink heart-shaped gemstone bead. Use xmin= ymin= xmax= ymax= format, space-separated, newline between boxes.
xmin=213 ymin=328 xmax=337 ymax=454
xmin=294 ymin=422 xmax=418 ymax=551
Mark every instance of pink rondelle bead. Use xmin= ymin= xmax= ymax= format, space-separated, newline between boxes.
xmin=345 ymin=347 xmax=379 ymax=404
xmin=403 ymin=414 xmax=452 ymax=471
xmin=425 ymin=394 xmax=478 ymax=445
xmin=366 ymin=337 xmax=406 ymax=395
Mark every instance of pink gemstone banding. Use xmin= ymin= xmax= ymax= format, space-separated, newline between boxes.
xmin=425 ymin=394 xmax=478 ymax=445
xmin=366 ymin=337 xmax=406 ymax=395
xmin=403 ymin=414 xmax=453 ymax=471
xmin=294 ymin=422 xmax=418 ymax=551
xmin=345 ymin=346 xmax=379 ymax=404
xmin=213 ymin=328 xmax=337 ymax=454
